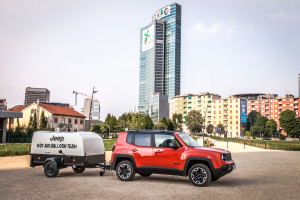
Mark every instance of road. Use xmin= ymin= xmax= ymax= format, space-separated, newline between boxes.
xmin=0 ymin=151 xmax=300 ymax=200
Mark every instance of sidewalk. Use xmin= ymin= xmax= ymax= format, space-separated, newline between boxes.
xmin=209 ymin=139 xmax=276 ymax=153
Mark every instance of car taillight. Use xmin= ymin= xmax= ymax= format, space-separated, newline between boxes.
xmin=112 ymin=145 xmax=115 ymax=152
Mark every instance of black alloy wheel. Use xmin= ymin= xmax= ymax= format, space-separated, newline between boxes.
xmin=116 ymin=160 xmax=135 ymax=181
xmin=188 ymin=164 xmax=211 ymax=187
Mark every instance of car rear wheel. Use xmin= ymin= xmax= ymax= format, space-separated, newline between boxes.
xmin=44 ymin=161 xmax=59 ymax=178
xmin=116 ymin=160 xmax=135 ymax=181
xmin=72 ymin=166 xmax=86 ymax=173
xmin=139 ymin=172 xmax=152 ymax=177
xmin=188 ymin=164 xmax=211 ymax=187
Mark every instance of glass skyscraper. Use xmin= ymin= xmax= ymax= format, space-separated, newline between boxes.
xmin=138 ymin=3 xmax=181 ymax=121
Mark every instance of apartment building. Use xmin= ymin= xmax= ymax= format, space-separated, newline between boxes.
xmin=212 ymin=97 xmax=247 ymax=138
xmin=247 ymin=94 xmax=300 ymax=130
xmin=169 ymin=93 xmax=221 ymax=127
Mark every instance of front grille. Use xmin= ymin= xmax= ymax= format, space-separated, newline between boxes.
xmin=225 ymin=153 xmax=232 ymax=161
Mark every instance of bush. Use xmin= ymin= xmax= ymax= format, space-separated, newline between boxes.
xmin=278 ymin=134 xmax=286 ymax=140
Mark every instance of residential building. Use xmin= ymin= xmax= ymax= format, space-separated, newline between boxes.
xmin=247 ymin=94 xmax=300 ymax=131
xmin=10 ymin=103 xmax=85 ymax=132
xmin=150 ymin=93 xmax=169 ymax=123
xmin=211 ymin=97 xmax=247 ymax=138
xmin=0 ymin=99 xmax=7 ymax=111
xmin=24 ymin=87 xmax=50 ymax=106
xmin=169 ymin=93 xmax=221 ymax=128
xmin=82 ymin=98 xmax=100 ymax=121
xmin=138 ymin=3 xmax=181 ymax=120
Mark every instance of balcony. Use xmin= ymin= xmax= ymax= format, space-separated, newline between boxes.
xmin=223 ymin=113 xmax=227 ymax=115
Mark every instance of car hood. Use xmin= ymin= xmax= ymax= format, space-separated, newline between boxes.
xmin=193 ymin=147 xmax=230 ymax=154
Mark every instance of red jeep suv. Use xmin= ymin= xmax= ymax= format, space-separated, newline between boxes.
xmin=111 ymin=130 xmax=235 ymax=187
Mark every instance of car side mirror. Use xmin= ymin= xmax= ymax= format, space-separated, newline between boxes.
xmin=169 ymin=142 xmax=178 ymax=149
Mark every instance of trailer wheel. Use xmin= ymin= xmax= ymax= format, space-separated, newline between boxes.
xmin=44 ymin=161 xmax=59 ymax=178
xmin=116 ymin=160 xmax=135 ymax=181
xmin=72 ymin=166 xmax=86 ymax=173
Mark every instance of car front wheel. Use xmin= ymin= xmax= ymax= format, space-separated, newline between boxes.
xmin=116 ymin=160 xmax=135 ymax=181
xmin=188 ymin=164 xmax=211 ymax=187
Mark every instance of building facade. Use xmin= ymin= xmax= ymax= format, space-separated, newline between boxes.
xmin=169 ymin=93 xmax=221 ymax=128
xmin=150 ymin=93 xmax=169 ymax=123
xmin=138 ymin=3 xmax=181 ymax=122
xmin=82 ymin=98 xmax=100 ymax=121
xmin=247 ymin=94 xmax=300 ymax=130
xmin=11 ymin=103 xmax=85 ymax=132
xmin=211 ymin=97 xmax=247 ymax=138
xmin=24 ymin=87 xmax=50 ymax=106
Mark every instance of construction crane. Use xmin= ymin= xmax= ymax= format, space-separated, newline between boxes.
xmin=72 ymin=90 xmax=92 ymax=106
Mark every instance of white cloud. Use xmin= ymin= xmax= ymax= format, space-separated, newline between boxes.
xmin=268 ymin=11 xmax=300 ymax=21
xmin=187 ymin=21 xmax=237 ymax=41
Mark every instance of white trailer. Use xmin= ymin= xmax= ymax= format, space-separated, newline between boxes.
xmin=30 ymin=131 xmax=108 ymax=177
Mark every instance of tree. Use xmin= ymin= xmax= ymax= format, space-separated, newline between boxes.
xmin=105 ymin=113 xmax=117 ymax=133
xmin=254 ymin=115 xmax=268 ymax=127
xmin=279 ymin=110 xmax=299 ymax=137
xmin=167 ymin=119 xmax=174 ymax=131
xmin=245 ymin=131 xmax=251 ymax=137
xmin=172 ymin=113 xmax=183 ymax=131
xmin=154 ymin=121 xmax=168 ymax=130
xmin=185 ymin=110 xmax=204 ymax=134
xmin=39 ymin=110 xmax=47 ymax=130
xmin=265 ymin=119 xmax=277 ymax=137
xmin=160 ymin=117 xmax=168 ymax=128
xmin=216 ymin=124 xmax=225 ymax=136
xmin=141 ymin=115 xmax=154 ymax=130
xmin=206 ymin=124 xmax=214 ymax=135
xmin=247 ymin=111 xmax=261 ymax=131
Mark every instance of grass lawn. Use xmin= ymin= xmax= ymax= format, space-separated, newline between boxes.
xmin=0 ymin=138 xmax=117 ymax=157
xmin=210 ymin=136 xmax=300 ymax=151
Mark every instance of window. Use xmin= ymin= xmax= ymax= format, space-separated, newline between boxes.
xmin=74 ymin=119 xmax=78 ymax=124
xmin=126 ymin=133 xmax=133 ymax=144
xmin=135 ymin=134 xmax=151 ymax=147
xmin=62 ymin=118 xmax=65 ymax=124
xmin=177 ymin=134 xmax=199 ymax=147
xmin=80 ymin=120 xmax=83 ymax=125
xmin=54 ymin=118 xmax=58 ymax=123
xmin=155 ymin=134 xmax=180 ymax=148
xmin=68 ymin=119 xmax=72 ymax=124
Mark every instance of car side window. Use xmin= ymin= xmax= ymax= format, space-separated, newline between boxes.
xmin=126 ymin=133 xmax=133 ymax=144
xmin=134 ymin=134 xmax=151 ymax=147
xmin=155 ymin=134 xmax=181 ymax=148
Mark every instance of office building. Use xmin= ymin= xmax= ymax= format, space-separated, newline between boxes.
xmin=150 ymin=93 xmax=169 ymax=123
xmin=24 ymin=87 xmax=50 ymax=106
xmin=138 ymin=3 xmax=181 ymax=122
xmin=82 ymin=98 xmax=100 ymax=121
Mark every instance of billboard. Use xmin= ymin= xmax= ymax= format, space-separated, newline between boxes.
xmin=153 ymin=5 xmax=171 ymax=20
xmin=240 ymin=100 xmax=247 ymax=123
xmin=142 ymin=24 xmax=154 ymax=52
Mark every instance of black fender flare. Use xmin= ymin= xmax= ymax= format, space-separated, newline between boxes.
xmin=183 ymin=157 xmax=216 ymax=176
xmin=111 ymin=154 xmax=137 ymax=170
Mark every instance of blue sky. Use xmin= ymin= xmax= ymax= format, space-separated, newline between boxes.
xmin=0 ymin=0 xmax=299 ymax=120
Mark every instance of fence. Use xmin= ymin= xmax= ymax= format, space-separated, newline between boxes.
xmin=0 ymin=138 xmax=32 ymax=144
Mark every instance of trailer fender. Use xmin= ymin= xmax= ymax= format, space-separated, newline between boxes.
xmin=43 ymin=157 xmax=64 ymax=169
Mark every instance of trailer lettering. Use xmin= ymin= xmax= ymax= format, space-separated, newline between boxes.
xmin=50 ymin=135 xmax=64 ymax=142
xmin=45 ymin=144 xmax=50 ymax=148
xmin=68 ymin=144 xmax=77 ymax=149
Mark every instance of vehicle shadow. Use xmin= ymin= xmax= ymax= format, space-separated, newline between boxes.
xmin=134 ymin=175 xmax=258 ymax=187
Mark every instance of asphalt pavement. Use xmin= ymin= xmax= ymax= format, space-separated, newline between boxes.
xmin=0 ymin=151 xmax=299 ymax=200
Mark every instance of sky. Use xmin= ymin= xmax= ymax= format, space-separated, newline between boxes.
xmin=1 ymin=0 xmax=299 ymax=120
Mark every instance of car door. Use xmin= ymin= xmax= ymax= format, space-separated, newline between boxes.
xmin=153 ymin=133 xmax=185 ymax=170
xmin=127 ymin=133 xmax=154 ymax=168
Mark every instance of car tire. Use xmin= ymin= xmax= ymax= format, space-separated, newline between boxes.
xmin=72 ymin=166 xmax=86 ymax=173
xmin=188 ymin=164 xmax=211 ymax=187
xmin=116 ymin=160 xmax=135 ymax=181
xmin=139 ymin=172 xmax=152 ymax=177
xmin=44 ymin=161 xmax=59 ymax=178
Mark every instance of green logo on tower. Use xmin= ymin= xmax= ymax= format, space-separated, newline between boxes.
xmin=144 ymin=29 xmax=150 ymax=45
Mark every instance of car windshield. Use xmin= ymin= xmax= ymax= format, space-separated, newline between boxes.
xmin=177 ymin=134 xmax=200 ymax=147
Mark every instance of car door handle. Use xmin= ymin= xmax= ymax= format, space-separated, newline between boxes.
xmin=155 ymin=150 xmax=162 ymax=154
xmin=131 ymin=148 xmax=138 ymax=152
